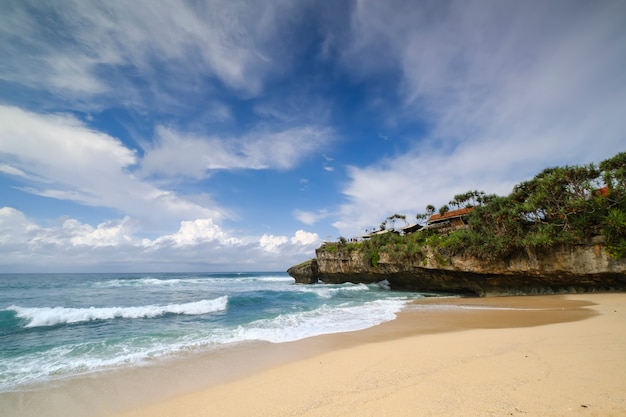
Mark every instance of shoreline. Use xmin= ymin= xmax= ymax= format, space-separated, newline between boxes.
xmin=3 ymin=293 xmax=625 ymax=417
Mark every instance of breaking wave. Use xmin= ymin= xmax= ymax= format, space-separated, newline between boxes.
xmin=7 ymin=297 xmax=229 ymax=328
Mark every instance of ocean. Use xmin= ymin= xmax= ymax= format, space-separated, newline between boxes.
xmin=0 ymin=272 xmax=442 ymax=393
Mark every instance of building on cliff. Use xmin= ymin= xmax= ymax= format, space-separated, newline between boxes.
xmin=399 ymin=223 xmax=424 ymax=235
xmin=361 ymin=228 xmax=398 ymax=240
xmin=426 ymin=207 xmax=474 ymax=231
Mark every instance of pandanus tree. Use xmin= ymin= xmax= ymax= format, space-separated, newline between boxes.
xmin=449 ymin=190 xmax=495 ymax=209
xmin=415 ymin=205 xmax=437 ymax=225
xmin=599 ymin=152 xmax=626 ymax=257
xmin=386 ymin=213 xmax=407 ymax=229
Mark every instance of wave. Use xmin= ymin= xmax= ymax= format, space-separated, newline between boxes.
xmin=98 ymin=275 xmax=294 ymax=288
xmin=97 ymin=277 xmax=194 ymax=287
xmin=7 ymin=296 xmax=229 ymax=328
xmin=0 ymin=309 xmax=24 ymax=335
xmin=297 ymin=282 xmax=371 ymax=299
xmin=229 ymin=297 xmax=410 ymax=344
xmin=0 ymin=295 xmax=412 ymax=391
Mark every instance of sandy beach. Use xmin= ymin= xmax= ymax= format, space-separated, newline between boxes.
xmin=101 ymin=293 xmax=625 ymax=417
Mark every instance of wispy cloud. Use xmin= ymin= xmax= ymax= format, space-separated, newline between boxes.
xmin=0 ymin=164 xmax=29 ymax=179
xmin=293 ymin=209 xmax=331 ymax=226
xmin=0 ymin=0 xmax=306 ymax=109
xmin=140 ymin=125 xmax=333 ymax=180
xmin=331 ymin=0 xmax=626 ymax=236
xmin=1 ymin=0 xmax=624 ymax=271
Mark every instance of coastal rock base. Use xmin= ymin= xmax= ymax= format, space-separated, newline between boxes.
xmin=287 ymin=241 xmax=626 ymax=296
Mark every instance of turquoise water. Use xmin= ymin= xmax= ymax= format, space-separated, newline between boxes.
xmin=0 ymin=272 xmax=439 ymax=391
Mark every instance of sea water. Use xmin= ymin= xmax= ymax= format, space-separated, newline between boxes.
xmin=0 ymin=272 xmax=440 ymax=392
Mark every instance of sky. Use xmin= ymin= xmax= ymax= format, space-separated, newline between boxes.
xmin=1 ymin=0 xmax=625 ymax=273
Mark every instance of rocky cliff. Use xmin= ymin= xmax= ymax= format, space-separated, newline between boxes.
xmin=287 ymin=238 xmax=626 ymax=296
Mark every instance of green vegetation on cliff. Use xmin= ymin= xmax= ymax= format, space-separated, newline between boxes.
xmin=323 ymin=152 xmax=626 ymax=264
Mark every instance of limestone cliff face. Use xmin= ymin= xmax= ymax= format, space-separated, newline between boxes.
xmin=287 ymin=239 xmax=626 ymax=296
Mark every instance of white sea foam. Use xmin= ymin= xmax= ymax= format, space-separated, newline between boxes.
xmin=99 ymin=277 xmax=190 ymax=287
xmin=297 ymin=282 xmax=370 ymax=299
xmin=99 ymin=275 xmax=294 ymax=288
xmin=409 ymin=303 xmax=539 ymax=312
xmin=0 ymin=272 xmax=439 ymax=392
xmin=9 ymin=297 xmax=229 ymax=328
xmin=0 ymin=296 xmax=413 ymax=391
xmin=254 ymin=276 xmax=296 ymax=283
xmin=0 ymin=336 xmax=177 ymax=391
xmin=229 ymin=298 xmax=409 ymax=343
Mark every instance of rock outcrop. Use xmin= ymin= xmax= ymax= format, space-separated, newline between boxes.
xmin=287 ymin=259 xmax=320 ymax=284
xmin=287 ymin=238 xmax=626 ymax=296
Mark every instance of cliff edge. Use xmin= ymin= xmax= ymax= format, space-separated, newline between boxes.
xmin=287 ymin=238 xmax=626 ymax=296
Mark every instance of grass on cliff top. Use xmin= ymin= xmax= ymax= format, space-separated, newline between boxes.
xmin=289 ymin=259 xmax=315 ymax=269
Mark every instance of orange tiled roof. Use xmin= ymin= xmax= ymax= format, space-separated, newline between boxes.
xmin=427 ymin=207 xmax=474 ymax=223
xmin=594 ymin=186 xmax=609 ymax=197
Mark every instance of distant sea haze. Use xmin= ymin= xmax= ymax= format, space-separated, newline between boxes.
xmin=0 ymin=272 xmax=437 ymax=391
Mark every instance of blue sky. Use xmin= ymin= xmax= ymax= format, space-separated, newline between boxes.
xmin=1 ymin=0 xmax=625 ymax=272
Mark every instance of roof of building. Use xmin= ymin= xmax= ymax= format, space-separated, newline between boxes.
xmin=399 ymin=223 xmax=423 ymax=233
xmin=427 ymin=207 xmax=474 ymax=223
xmin=361 ymin=229 xmax=393 ymax=238
xmin=594 ymin=186 xmax=609 ymax=197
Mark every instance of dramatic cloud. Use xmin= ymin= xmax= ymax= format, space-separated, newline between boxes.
xmin=0 ymin=0 xmax=308 ymax=106
xmin=331 ymin=0 xmax=626 ymax=237
xmin=1 ymin=0 xmax=624 ymax=271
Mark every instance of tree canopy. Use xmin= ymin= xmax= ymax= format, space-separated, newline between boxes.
xmin=357 ymin=152 xmax=626 ymax=262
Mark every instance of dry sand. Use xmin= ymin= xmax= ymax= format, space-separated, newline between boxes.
xmin=109 ymin=293 xmax=626 ymax=417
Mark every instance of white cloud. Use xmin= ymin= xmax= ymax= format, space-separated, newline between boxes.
xmin=0 ymin=207 xmax=136 ymax=250
xmin=331 ymin=0 xmax=626 ymax=237
xmin=293 ymin=209 xmax=330 ymax=226
xmin=258 ymin=234 xmax=289 ymax=253
xmin=291 ymin=230 xmax=321 ymax=246
xmin=148 ymin=218 xmax=240 ymax=248
xmin=0 ymin=207 xmax=40 ymax=245
xmin=203 ymin=101 xmax=235 ymax=123
xmin=0 ymin=207 xmax=319 ymax=271
xmin=141 ymin=125 xmax=333 ymax=179
xmin=0 ymin=0 xmax=306 ymax=107
xmin=259 ymin=229 xmax=320 ymax=254
xmin=0 ymin=105 xmax=223 ymax=229
xmin=63 ymin=217 xmax=135 ymax=247
xmin=0 ymin=164 xmax=29 ymax=179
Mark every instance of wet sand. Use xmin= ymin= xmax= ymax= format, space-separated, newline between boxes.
xmin=3 ymin=294 xmax=625 ymax=417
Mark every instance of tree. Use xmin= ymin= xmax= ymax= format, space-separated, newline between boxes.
xmin=508 ymin=165 xmax=602 ymax=233
xmin=450 ymin=190 xmax=493 ymax=209
xmin=415 ymin=205 xmax=437 ymax=226
xmin=342 ymin=151 xmax=626 ymax=261
xmin=416 ymin=213 xmax=429 ymax=225
xmin=599 ymin=152 xmax=626 ymax=189
xmin=387 ymin=213 xmax=407 ymax=229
